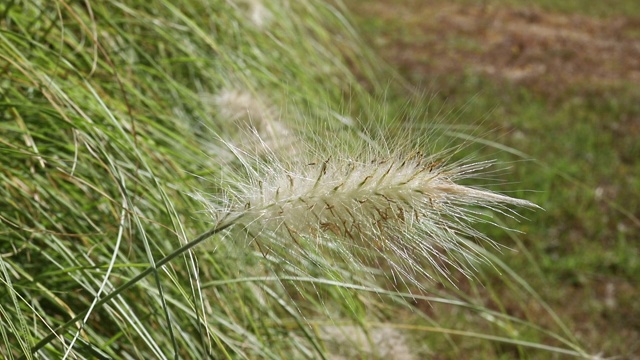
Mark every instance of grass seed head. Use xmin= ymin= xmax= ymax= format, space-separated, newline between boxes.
xmin=201 ymin=139 xmax=539 ymax=287
xmin=210 ymin=87 xmax=293 ymax=154
xmin=232 ymin=0 xmax=273 ymax=29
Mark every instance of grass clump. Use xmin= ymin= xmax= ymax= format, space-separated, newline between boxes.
xmin=1 ymin=0 xmax=595 ymax=358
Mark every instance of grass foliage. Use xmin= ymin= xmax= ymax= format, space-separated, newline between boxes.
xmin=0 ymin=0 xmax=601 ymax=358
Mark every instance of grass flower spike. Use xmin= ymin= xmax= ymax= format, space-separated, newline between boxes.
xmin=203 ymin=144 xmax=539 ymax=286
xmin=210 ymin=87 xmax=293 ymax=155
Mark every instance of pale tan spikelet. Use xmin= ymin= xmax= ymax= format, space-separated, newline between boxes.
xmin=238 ymin=155 xmax=536 ymax=239
xmin=206 ymin=149 xmax=539 ymax=285
xmin=246 ymin=0 xmax=273 ymax=29
xmin=231 ymin=0 xmax=273 ymax=29
xmin=209 ymin=87 xmax=293 ymax=154
xmin=211 ymin=88 xmax=275 ymax=128
xmin=319 ymin=325 xmax=416 ymax=360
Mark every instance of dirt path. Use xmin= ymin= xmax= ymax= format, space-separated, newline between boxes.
xmin=348 ymin=1 xmax=640 ymax=96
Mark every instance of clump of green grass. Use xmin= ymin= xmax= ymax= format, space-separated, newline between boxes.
xmin=0 ymin=0 xmax=595 ymax=358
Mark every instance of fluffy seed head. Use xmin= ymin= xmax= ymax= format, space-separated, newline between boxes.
xmin=209 ymin=87 xmax=293 ymax=154
xmin=199 ymin=143 xmax=539 ymax=287
xmin=232 ymin=0 xmax=273 ymax=29
xmin=240 ymin=155 xmax=534 ymax=236
xmin=211 ymin=88 xmax=275 ymax=129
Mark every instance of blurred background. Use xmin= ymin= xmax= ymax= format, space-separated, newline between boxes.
xmin=345 ymin=0 xmax=640 ymax=356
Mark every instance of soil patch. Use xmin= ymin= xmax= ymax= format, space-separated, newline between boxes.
xmin=348 ymin=1 xmax=640 ymax=97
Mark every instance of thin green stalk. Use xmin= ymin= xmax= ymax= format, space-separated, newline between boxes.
xmin=25 ymin=217 xmax=240 ymax=357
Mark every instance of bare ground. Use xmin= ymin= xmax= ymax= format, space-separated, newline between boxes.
xmin=350 ymin=0 xmax=640 ymax=98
